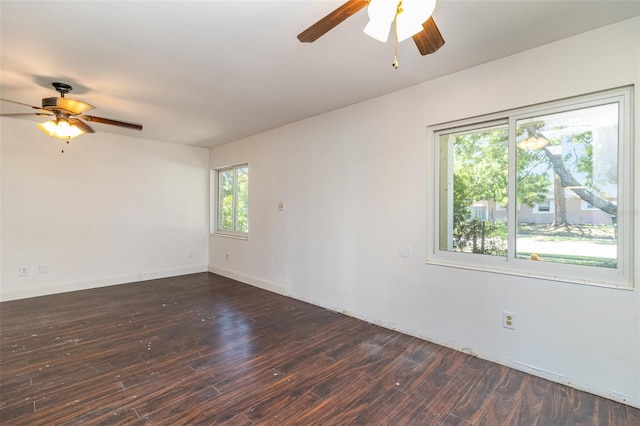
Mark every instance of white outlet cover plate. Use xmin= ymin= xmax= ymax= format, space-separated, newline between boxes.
xmin=503 ymin=311 xmax=516 ymax=330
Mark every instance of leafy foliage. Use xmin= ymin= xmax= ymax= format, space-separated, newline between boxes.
xmin=219 ymin=166 xmax=249 ymax=232
xmin=453 ymin=218 xmax=507 ymax=255
xmin=516 ymin=147 xmax=552 ymax=207
xmin=219 ymin=170 xmax=234 ymax=231
xmin=442 ymin=99 xmax=621 ymax=269
xmin=449 ymin=127 xmax=551 ymax=254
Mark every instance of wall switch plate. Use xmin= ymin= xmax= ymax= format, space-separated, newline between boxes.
xmin=38 ymin=264 xmax=48 ymax=274
xmin=19 ymin=266 xmax=29 ymax=277
xmin=278 ymin=201 xmax=284 ymax=211
xmin=503 ymin=311 xmax=516 ymax=330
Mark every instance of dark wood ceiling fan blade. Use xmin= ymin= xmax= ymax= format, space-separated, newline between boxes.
xmin=81 ymin=115 xmax=143 ymax=131
xmin=0 ymin=112 xmax=53 ymax=117
xmin=1 ymin=97 xmax=47 ymax=112
xmin=297 ymin=0 xmax=369 ymax=43
xmin=412 ymin=17 xmax=445 ymax=56
xmin=69 ymin=118 xmax=95 ymax=134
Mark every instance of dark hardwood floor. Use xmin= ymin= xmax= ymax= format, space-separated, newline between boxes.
xmin=1 ymin=273 xmax=638 ymax=425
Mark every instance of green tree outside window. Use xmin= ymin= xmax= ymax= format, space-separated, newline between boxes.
xmin=217 ymin=165 xmax=249 ymax=234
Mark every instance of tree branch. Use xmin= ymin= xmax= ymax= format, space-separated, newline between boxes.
xmin=542 ymin=147 xmax=617 ymax=216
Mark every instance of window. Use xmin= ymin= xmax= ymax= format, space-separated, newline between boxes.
xmin=428 ymin=87 xmax=633 ymax=288
xmin=533 ymin=200 xmax=554 ymax=213
xmin=215 ymin=164 xmax=249 ymax=236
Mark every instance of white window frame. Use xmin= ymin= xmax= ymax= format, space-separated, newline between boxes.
xmin=427 ymin=87 xmax=634 ymax=289
xmin=212 ymin=164 xmax=249 ymax=239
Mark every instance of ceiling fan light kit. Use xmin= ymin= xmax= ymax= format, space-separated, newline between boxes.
xmin=1 ymin=82 xmax=143 ymax=153
xmin=298 ymin=0 xmax=444 ymax=69
xmin=37 ymin=118 xmax=85 ymax=140
xmin=517 ymin=126 xmax=550 ymax=151
xmin=363 ymin=0 xmax=399 ymax=42
xmin=364 ymin=0 xmax=436 ymax=43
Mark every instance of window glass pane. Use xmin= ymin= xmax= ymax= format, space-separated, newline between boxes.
xmin=430 ymin=87 xmax=631 ymax=287
xmin=439 ymin=124 xmax=508 ymax=256
xmin=218 ymin=169 xmax=234 ymax=231
xmin=236 ymin=165 xmax=249 ymax=233
xmin=515 ymin=103 xmax=618 ymax=268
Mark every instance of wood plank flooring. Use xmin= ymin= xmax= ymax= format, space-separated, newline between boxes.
xmin=1 ymin=272 xmax=638 ymax=425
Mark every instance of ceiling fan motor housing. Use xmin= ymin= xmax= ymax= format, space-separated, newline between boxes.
xmin=42 ymin=97 xmax=72 ymax=115
xmin=41 ymin=97 xmax=95 ymax=116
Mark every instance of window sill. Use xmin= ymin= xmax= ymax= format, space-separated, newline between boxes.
xmin=425 ymin=259 xmax=634 ymax=291
xmin=212 ymin=232 xmax=248 ymax=241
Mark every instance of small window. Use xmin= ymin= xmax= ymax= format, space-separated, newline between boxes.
xmin=215 ymin=164 xmax=249 ymax=236
xmin=533 ymin=200 xmax=554 ymax=213
xmin=428 ymin=87 xmax=633 ymax=288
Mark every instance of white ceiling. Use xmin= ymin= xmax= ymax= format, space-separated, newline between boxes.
xmin=1 ymin=1 xmax=639 ymax=148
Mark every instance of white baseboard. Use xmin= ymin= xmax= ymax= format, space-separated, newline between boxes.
xmin=351 ymin=316 xmax=640 ymax=410
xmin=205 ymin=268 xmax=640 ymax=410
xmin=208 ymin=266 xmax=286 ymax=295
xmin=0 ymin=265 xmax=209 ymax=302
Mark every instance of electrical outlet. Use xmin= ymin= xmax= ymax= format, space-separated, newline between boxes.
xmin=19 ymin=266 xmax=29 ymax=277
xmin=503 ymin=311 xmax=516 ymax=330
xmin=38 ymin=264 xmax=48 ymax=274
xmin=226 ymin=253 xmax=230 ymax=261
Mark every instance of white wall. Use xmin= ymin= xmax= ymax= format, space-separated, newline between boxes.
xmin=209 ymin=18 xmax=640 ymax=407
xmin=1 ymin=119 xmax=210 ymax=301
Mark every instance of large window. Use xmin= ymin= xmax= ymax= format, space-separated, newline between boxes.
xmin=428 ymin=87 xmax=633 ymax=288
xmin=215 ymin=164 xmax=249 ymax=236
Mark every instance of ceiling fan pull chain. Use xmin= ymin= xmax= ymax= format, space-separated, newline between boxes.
xmin=392 ymin=22 xmax=399 ymax=69
xmin=60 ymin=137 xmax=70 ymax=153
xmin=392 ymin=1 xmax=402 ymax=69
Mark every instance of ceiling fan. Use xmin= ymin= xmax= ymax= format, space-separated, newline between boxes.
xmin=0 ymin=82 xmax=143 ymax=146
xmin=298 ymin=0 xmax=444 ymax=68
